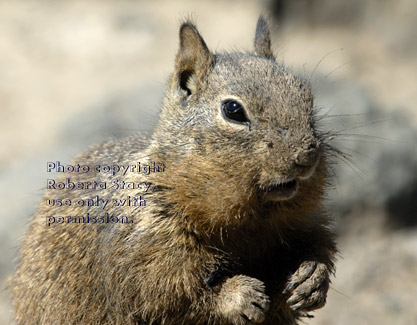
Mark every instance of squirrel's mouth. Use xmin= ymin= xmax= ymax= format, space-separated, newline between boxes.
xmin=260 ymin=179 xmax=299 ymax=202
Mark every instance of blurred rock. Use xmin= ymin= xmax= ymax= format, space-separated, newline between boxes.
xmin=315 ymin=77 xmax=417 ymax=228
xmin=267 ymin=0 xmax=417 ymax=57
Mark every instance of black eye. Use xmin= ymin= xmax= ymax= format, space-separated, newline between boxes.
xmin=221 ymin=100 xmax=249 ymax=124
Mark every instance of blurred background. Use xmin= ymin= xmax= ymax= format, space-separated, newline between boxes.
xmin=1 ymin=0 xmax=416 ymax=324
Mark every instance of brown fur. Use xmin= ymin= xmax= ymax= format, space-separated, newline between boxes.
xmin=11 ymin=16 xmax=337 ymax=324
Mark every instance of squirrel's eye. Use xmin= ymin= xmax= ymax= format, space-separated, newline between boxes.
xmin=222 ymin=100 xmax=249 ymax=124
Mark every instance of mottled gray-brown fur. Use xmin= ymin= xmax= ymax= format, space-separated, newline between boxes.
xmin=11 ymin=16 xmax=337 ymax=324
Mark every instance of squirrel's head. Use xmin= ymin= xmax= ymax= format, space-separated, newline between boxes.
xmin=154 ymin=16 xmax=328 ymax=229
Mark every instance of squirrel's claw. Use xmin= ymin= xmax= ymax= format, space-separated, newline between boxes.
xmin=284 ymin=261 xmax=330 ymax=312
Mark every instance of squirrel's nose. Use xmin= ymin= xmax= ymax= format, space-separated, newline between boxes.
xmin=295 ymin=141 xmax=320 ymax=167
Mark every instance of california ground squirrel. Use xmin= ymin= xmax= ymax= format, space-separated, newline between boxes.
xmin=11 ymin=16 xmax=337 ymax=324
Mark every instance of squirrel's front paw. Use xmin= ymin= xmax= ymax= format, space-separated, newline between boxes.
xmin=217 ymin=275 xmax=270 ymax=324
xmin=283 ymin=261 xmax=330 ymax=312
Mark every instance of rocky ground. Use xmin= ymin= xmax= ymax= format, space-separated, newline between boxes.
xmin=1 ymin=1 xmax=416 ymax=324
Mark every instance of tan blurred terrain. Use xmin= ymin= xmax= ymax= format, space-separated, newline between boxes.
xmin=1 ymin=0 xmax=417 ymax=324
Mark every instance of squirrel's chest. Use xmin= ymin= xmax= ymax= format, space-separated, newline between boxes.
xmin=211 ymin=237 xmax=300 ymax=281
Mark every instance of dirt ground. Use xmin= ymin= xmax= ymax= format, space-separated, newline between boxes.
xmin=1 ymin=1 xmax=416 ymax=324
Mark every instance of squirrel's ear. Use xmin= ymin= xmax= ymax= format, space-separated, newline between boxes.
xmin=254 ymin=15 xmax=275 ymax=59
xmin=174 ymin=22 xmax=213 ymax=96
